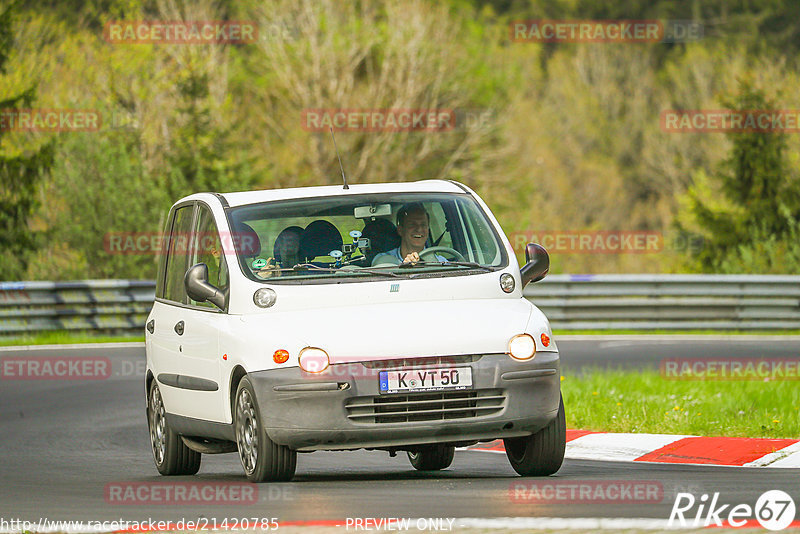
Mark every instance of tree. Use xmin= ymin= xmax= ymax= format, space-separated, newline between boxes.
xmin=681 ymin=79 xmax=800 ymax=271
xmin=0 ymin=2 xmax=54 ymax=280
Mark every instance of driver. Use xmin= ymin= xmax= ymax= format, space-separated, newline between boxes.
xmin=372 ymin=203 xmax=447 ymax=265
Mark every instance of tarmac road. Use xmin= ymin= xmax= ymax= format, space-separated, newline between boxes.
xmin=0 ymin=339 xmax=798 ymax=526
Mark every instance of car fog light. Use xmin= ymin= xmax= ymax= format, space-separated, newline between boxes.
xmin=273 ymin=349 xmax=289 ymax=364
xmin=299 ymin=347 xmax=329 ymax=373
xmin=500 ymin=273 xmax=516 ymax=293
xmin=253 ymin=288 xmax=277 ymax=308
xmin=508 ymin=334 xmax=536 ymax=360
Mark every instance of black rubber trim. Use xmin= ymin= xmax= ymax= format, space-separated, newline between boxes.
xmin=166 ymin=413 xmax=235 ymax=441
xmin=446 ymin=180 xmax=471 ymax=193
xmin=158 ymin=373 xmax=219 ymax=391
xmin=273 ymin=382 xmax=343 ymax=392
xmin=501 ymin=369 xmax=558 ymax=380
xmin=212 ymin=192 xmax=229 ymax=208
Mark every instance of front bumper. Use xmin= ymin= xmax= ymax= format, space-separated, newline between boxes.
xmin=249 ymin=352 xmax=560 ymax=451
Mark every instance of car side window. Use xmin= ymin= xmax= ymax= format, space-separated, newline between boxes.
xmin=190 ymin=205 xmax=228 ymax=309
xmin=163 ymin=205 xmax=194 ymax=304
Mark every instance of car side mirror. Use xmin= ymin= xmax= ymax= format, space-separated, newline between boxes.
xmin=520 ymin=243 xmax=549 ymax=286
xmin=184 ymin=263 xmax=225 ymax=309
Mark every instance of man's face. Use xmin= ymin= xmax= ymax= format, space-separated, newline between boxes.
xmin=398 ymin=211 xmax=429 ymax=251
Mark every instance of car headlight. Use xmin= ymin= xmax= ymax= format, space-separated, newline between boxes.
xmin=298 ymin=347 xmax=330 ymax=373
xmin=253 ymin=288 xmax=277 ymax=308
xmin=508 ymin=333 xmax=536 ymax=360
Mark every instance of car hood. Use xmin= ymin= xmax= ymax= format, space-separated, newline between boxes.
xmin=238 ymin=298 xmax=535 ymax=361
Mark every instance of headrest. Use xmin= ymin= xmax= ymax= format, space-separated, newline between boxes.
xmin=300 ymin=220 xmax=343 ymax=261
xmin=361 ymin=218 xmax=400 ymax=254
xmin=273 ymin=226 xmax=304 ymax=265
xmin=233 ymin=222 xmax=261 ymax=257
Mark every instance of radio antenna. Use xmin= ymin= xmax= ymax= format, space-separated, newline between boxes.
xmin=329 ymin=127 xmax=349 ymax=190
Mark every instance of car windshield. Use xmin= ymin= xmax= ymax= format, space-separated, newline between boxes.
xmin=226 ymin=192 xmax=506 ymax=283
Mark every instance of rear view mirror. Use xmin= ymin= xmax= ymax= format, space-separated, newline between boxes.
xmin=184 ymin=263 xmax=225 ymax=309
xmin=520 ymin=243 xmax=549 ymax=286
xmin=354 ymin=203 xmax=392 ymax=219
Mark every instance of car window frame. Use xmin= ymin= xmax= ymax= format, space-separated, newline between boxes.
xmin=187 ymin=201 xmax=230 ymax=313
xmin=155 ymin=199 xmax=230 ymax=313
xmin=223 ymin=192 xmax=509 ymax=285
xmin=159 ymin=201 xmax=196 ymax=305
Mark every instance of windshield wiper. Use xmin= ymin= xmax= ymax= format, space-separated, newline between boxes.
xmin=281 ymin=264 xmax=401 ymax=278
xmin=400 ymin=261 xmax=495 ymax=272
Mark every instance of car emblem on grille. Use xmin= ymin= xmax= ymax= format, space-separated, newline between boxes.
xmin=389 ymin=283 xmax=399 ymax=293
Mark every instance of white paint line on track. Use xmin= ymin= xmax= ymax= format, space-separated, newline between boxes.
xmin=0 ymin=342 xmax=144 ymax=352
xmin=0 ymin=517 xmax=684 ymax=534
xmin=455 ymin=517 xmax=680 ymax=530
xmin=565 ymin=433 xmax=689 ymax=462
xmin=745 ymin=440 xmax=800 ymax=468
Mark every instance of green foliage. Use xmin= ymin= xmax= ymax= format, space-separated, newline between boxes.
xmin=561 ymin=368 xmax=800 ymax=438
xmin=5 ymin=0 xmax=800 ymax=280
xmin=681 ymin=80 xmax=800 ymax=272
xmin=165 ymin=65 xmax=259 ymax=200
xmin=0 ymin=2 xmax=54 ymax=280
xmin=29 ymin=127 xmax=166 ymax=280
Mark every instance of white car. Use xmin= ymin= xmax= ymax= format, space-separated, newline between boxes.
xmin=145 ymin=180 xmax=564 ymax=482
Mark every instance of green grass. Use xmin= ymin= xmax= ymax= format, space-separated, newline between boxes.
xmin=553 ymin=329 xmax=800 ymax=335
xmin=561 ymin=368 xmax=800 ymax=438
xmin=0 ymin=331 xmax=144 ymax=346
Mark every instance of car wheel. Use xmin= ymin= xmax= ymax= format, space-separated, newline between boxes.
xmin=407 ymin=444 xmax=455 ymax=471
xmin=147 ymin=382 xmax=201 ymax=475
xmin=503 ymin=394 xmax=566 ymax=476
xmin=235 ymin=376 xmax=297 ymax=482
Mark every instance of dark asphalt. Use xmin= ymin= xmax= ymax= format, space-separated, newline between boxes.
xmin=0 ymin=339 xmax=798 ymax=525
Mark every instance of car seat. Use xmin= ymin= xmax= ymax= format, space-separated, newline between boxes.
xmin=273 ymin=226 xmax=304 ymax=267
xmin=299 ymin=220 xmax=343 ymax=264
xmin=233 ymin=222 xmax=261 ymax=259
xmin=361 ymin=218 xmax=401 ymax=265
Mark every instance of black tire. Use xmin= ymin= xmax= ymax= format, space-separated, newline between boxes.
xmin=407 ymin=444 xmax=455 ymax=471
xmin=147 ymin=382 xmax=201 ymax=475
xmin=503 ymin=394 xmax=566 ymax=476
xmin=235 ymin=376 xmax=297 ymax=482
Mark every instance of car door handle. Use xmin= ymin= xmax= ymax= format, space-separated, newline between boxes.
xmin=146 ymin=319 xmax=155 ymax=334
xmin=174 ymin=321 xmax=184 ymax=336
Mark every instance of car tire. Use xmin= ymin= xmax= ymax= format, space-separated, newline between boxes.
xmin=407 ymin=444 xmax=455 ymax=471
xmin=147 ymin=382 xmax=201 ymax=476
xmin=503 ymin=394 xmax=566 ymax=476
xmin=235 ymin=376 xmax=297 ymax=482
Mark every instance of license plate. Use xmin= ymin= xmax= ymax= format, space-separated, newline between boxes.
xmin=379 ymin=367 xmax=472 ymax=394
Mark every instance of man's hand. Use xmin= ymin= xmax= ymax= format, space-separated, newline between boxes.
xmin=402 ymin=251 xmax=420 ymax=264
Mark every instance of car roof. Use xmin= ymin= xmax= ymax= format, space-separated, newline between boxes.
xmin=179 ymin=180 xmax=469 ymax=208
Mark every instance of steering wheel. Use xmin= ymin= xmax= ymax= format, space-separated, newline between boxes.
xmin=419 ymin=246 xmax=465 ymax=262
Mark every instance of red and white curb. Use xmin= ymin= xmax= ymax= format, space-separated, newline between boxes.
xmin=467 ymin=430 xmax=800 ymax=468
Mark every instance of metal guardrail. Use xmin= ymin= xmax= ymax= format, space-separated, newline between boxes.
xmin=0 ymin=280 xmax=155 ymax=334
xmin=527 ymin=274 xmax=800 ymax=330
xmin=1 ymin=275 xmax=799 ymax=334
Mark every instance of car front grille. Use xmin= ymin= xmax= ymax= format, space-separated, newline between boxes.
xmin=345 ymin=389 xmax=506 ymax=424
